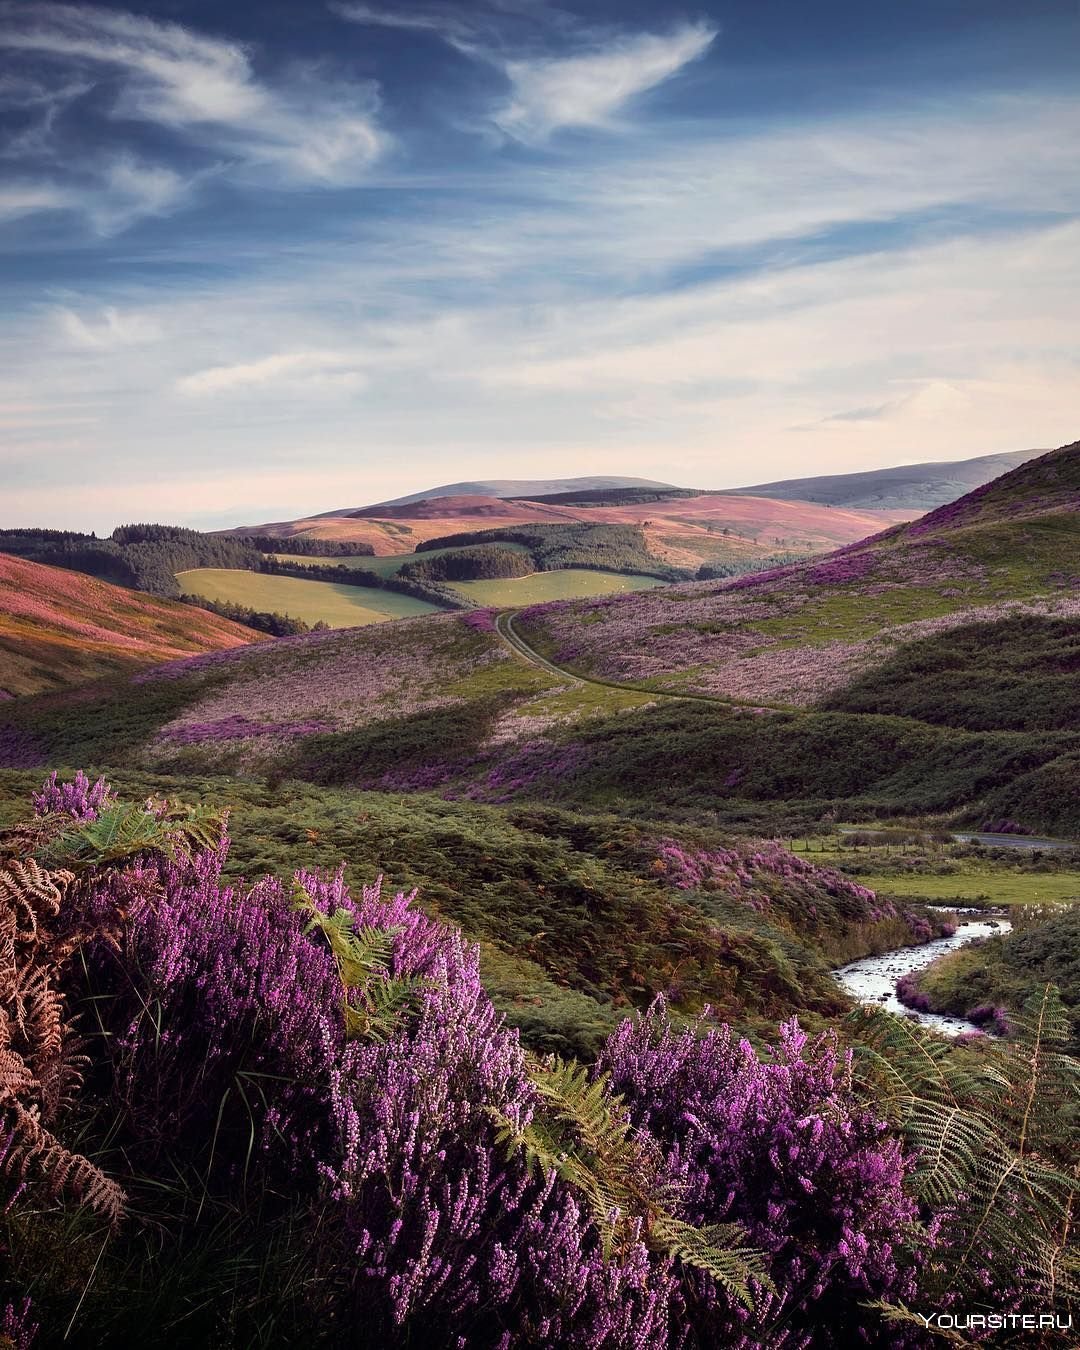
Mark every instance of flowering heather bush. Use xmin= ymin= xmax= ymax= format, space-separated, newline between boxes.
xmin=895 ymin=973 xmax=933 ymax=1013
xmin=31 ymin=769 xmax=112 ymax=820
xmin=4 ymin=773 xmax=958 ymax=1346
xmin=0 ymin=1299 xmax=37 ymax=1350
xmin=966 ymin=1003 xmax=1011 ymax=1036
xmin=805 ymin=552 xmax=878 ymax=587
xmin=600 ymin=1002 xmax=924 ymax=1347
xmin=462 ymin=608 xmax=499 ymax=633
xmin=649 ymin=839 xmax=901 ymax=931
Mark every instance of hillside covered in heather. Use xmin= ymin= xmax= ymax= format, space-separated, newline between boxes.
xmin=3 ymin=444 xmax=1078 ymax=839
xmin=0 ymin=554 xmax=263 ymax=698
xmin=2 ymin=448 xmax=1079 ymax=1345
xmin=515 ymin=440 xmax=1080 ymax=706
xmin=1 ymin=773 xmax=1074 ymax=1347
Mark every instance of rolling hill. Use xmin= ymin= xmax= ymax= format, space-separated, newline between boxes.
xmin=722 ymin=448 xmax=1040 ymax=511
xmin=515 ymin=440 xmax=1079 ymax=707
xmin=4 ymin=441 xmax=1077 ymax=836
xmin=232 ymin=492 xmax=910 ymax=568
xmin=0 ymin=553 xmax=263 ymax=697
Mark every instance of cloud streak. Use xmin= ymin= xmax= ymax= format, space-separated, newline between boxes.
xmin=177 ymin=351 xmax=366 ymax=396
xmin=337 ymin=3 xmax=716 ymax=140
xmin=0 ymin=1 xmax=384 ymax=233
xmin=494 ymin=23 xmax=716 ymax=140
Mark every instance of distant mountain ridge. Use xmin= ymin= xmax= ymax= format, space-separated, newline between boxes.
xmin=359 ymin=476 xmax=676 ymax=510
xmin=302 ymin=450 xmax=1042 ymax=520
xmin=720 ymin=449 xmax=1041 ymax=511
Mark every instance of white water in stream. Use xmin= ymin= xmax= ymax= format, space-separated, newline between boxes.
xmin=834 ymin=916 xmax=1013 ymax=1037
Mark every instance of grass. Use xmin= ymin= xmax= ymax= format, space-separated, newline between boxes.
xmin=449 ymin=569 xmax=664 ymax=606
xmin=853 ymin=873 xmax=1080 ymax=905
xmin=176 ymin=569 xmax=440 ymax=627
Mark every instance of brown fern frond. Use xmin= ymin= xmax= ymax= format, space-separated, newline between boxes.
xmin=0 ymin=860 xmax=67 ymax=951
xmin=15 ymin=967 xmax=69 ymax=1121
xmin=5 ymin=1103 xmax=124 ymax=1227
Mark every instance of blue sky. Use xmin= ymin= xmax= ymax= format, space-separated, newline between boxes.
xmin=1 ymin=0 xmax=1078 ymax=529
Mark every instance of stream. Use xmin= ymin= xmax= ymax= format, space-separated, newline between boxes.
xmin=834 ymin=914 xmax=1013 ymax=1036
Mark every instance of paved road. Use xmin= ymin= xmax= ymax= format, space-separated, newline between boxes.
xmin=951 ymin=831 xmax=1077 ymax=852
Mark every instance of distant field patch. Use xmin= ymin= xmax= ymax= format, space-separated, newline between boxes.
xmin=176 ymin=569 xmax=440 ymax=627
xmin=854 ymin=873 xmax=1080 ymax=906
xmin=450 ymin=570 xmax=665 ymax=606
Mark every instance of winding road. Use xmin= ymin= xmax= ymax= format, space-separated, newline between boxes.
xmin=495 ymin=609 xmax=750 ymax=708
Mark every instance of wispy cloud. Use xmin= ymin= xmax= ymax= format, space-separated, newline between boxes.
xmin=336 ymin=3 xmax=716 ymax=140
xmin=494 ymin=23 xmax=716 ymax=140
xmin=0 ymin=1 xmax=384 ymax=232
xmin=177 ymin=351 xmax=365 ymax=396
xmin=0 ymin=182 xmax=69 ymax=221
xmin=55 ymin=305 xmax=160 ymax=350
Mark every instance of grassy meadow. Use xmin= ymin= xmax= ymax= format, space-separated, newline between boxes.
xmin=839 ymin=871 xmax=1080 ymax=905
xmin=176 ymin=567 xmax=441 ymax=626
xmin=449 ymin=568 xmax=665 ymax=606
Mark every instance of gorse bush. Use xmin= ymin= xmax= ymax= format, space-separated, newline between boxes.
xmin=0 ymin=774 xmax=1007 ymax=1347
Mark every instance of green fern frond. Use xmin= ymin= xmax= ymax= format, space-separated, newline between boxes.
xmin=847 ymin=989 xmax=1080 ymax=1320
xmin=292 ymin=882 xmax=428 ymax=1043
xmin=651 ymin=1215 xmax=772 ymax=1308
xmin=37 ymin=801 xmax=225 ymax=872
xmin=490 ymin=1050 xmax=768 ymax=1306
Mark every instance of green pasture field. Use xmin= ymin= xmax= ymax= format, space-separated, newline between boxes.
xmin=449 ymin=569 xmax=665 ymax=607
xmin=841 ymin=871 xmax=1080 ymax=906
xmin=175 ymin=568 xmax=440 ymax=627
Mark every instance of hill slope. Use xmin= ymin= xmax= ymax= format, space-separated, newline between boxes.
xmin=722 ymin=448 xmax=1039 ymax=511
xmin=233 ymin=493 xmax=909 ymax=568
xmin=0 ymin=554 xmax=263 ymax=696
xmin=515 ymin=441 xmax=1080 ymax=706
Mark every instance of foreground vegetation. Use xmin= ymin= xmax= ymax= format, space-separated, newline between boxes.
xmin=1 ymin=775 xmax=1076 ymax=1347
xmin=0 ymin=770 xmax=940 ymax=1058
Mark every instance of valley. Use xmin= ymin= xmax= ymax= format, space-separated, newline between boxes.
xmin=2 ymin=444 xmax=1078 ymax=1346
xmin=9 ymin=1 xmax=1080 ymax=1337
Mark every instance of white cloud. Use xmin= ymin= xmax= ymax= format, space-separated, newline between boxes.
xmin=56 ymin=305 xmax=160 ymax=350
xmin=0 ymin=2 xmax=384 ymax=203
xmin=0 ymin=182 xmax=69 ymax=220
xmin=177 ymin=350 xmax=365 ymax=396
xmin=495 ymin=22 xmax=716 ymax=140
xmin=335 ymin=4 xmax=716 ymax=141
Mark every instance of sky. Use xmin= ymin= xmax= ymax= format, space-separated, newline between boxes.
xmin=1 ymin=0 xmax=1079 ymax=530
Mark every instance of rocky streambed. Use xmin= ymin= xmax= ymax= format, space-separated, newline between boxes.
xmin=834 ymin=913 xmax=1012 ymax=1036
